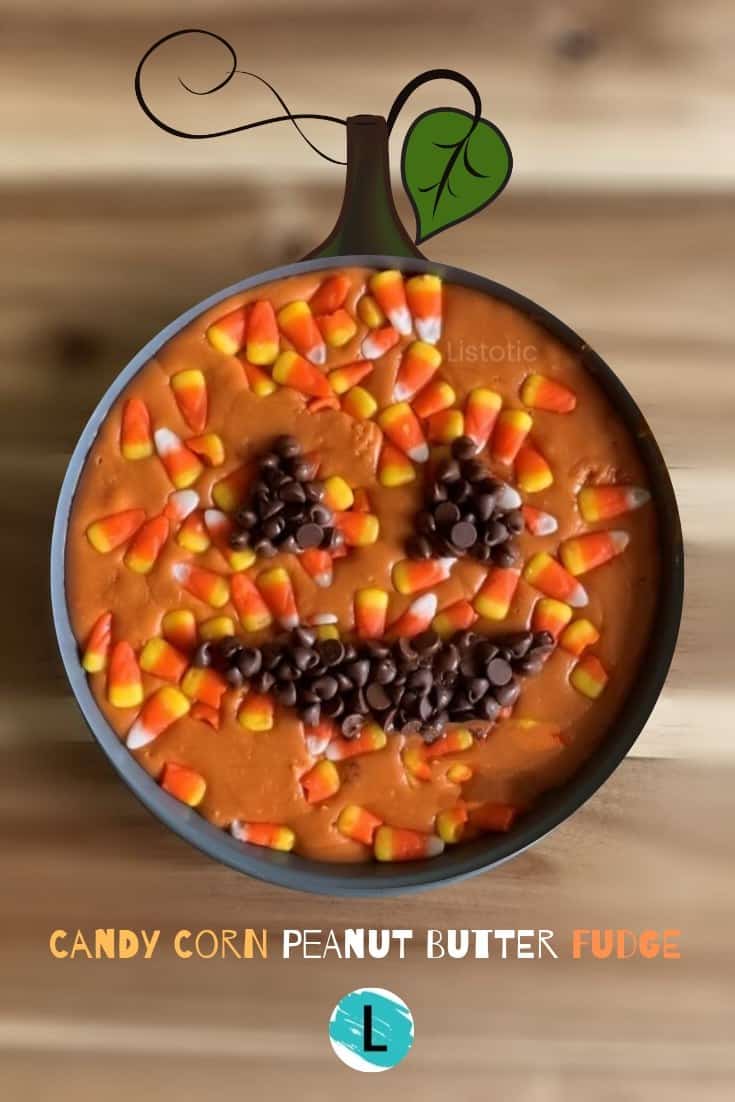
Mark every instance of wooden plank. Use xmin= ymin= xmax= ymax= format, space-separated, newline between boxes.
xmin=2 ymin=0 xmax=734 ymax=187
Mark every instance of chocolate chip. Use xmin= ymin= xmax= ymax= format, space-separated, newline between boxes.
xmin=238 ymin=648 xmax=262 ymax=677
xmin=341 ymin=714 xmax=364 ymax=738
xmin=495 ymin=679 xmax=521 ymax=707
xmin=312 ymin=675 xmax=338 ymax=700
xmin=450 ymin=520 xmax=477 ymax=549
xmin=366 ymin=683 xmax=391 ymax=711
xmin=487 ymin=657 xmax=513 ymax=686
xmin=321 ymin=696 xmax=344 ymax=719
xmin=434 ymin=501 xmax=461 ymax=528
xmin=462 ymin=459 xmax=487 ymax=483
xmin=317 ymin=638 xmax=344 ymax=666
xmin=296 ymin=523 xmax=323 ymax=549
xmin=274 ymin=434 xmax=300 ymax=459
xmin=437 ymin=457 xmax=462 ymax=483
xmin=276 ymin=682 xmax=298 ymax=707
xmin=302 ymin=703 xmax=321 ymax=727
xmin=414 ymin=630 xmax=440 ymax=655
xmin=345 ymin=659 xmax=369 ymax=687
xmin=193 ymin=642 xmax=212 ymax=668
xmin=226 ymin=666 xmax=244 ymax=687
xmin=407 ymin=535 xmax=433 ymax=560
xmin=451 ymin=436 xmax=477 ymax=460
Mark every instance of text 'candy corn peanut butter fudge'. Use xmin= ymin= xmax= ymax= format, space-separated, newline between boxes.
xmin=67 ymin=268 xmax=659 ymax=862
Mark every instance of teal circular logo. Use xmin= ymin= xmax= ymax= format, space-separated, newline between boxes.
xmin=328 ymin=987 xmax=414 ymax=1072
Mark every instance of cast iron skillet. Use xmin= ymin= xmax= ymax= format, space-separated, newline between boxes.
xmin=51 ymin=117 xmax=683 ymax=895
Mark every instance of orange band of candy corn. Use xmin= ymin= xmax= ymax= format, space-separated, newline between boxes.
xmin=515 ymin=442 xmax=554 ymax=493
xmin=238 ymin=691 xmax=275 ymax=731
xmin=520 ymin=373 xmax=576 ymax=414
xmin=560 ymin=618 xmax=601 ymax=658
xmin=230 ymin=820 xmax=295 ymax=852
xmin=120 ymin=398 xmax=153 ymax=460
xmin=107 ymin=641 xmax=144 ymax=709
xmin=211 ymin=466 xmax=252 ymax=513
xmin=560 ymin=531 xmax=629 ymax=576
xmin=337 ymin=805 xmax=383 ymax=846
xmin=405 ymin=274 xmax=442 ymax=343
xmin=326 ymin=723 xmax=387 ymax=761
xmin=473 ymin=566 xmax=520 ymax=621
xmin=570 ymin=654 xmax=608 ymax=699
xmin=310 ymin=273 xmax=350 ymax=315
xmin=171 ymin=369 xmax=207 ymax=434
xmin=374 ymin=825 xmax=444 ymax=861
xmin=160 ymin=762 xmax=206 ymax=807
xmin=81 ymin=611 xmax=112 ymax=674
xmin=413 ymin=379 xmax=456 ymax=419
xmin=277 ymin=301 xmax=326 ymax=365
xmin=378 ymin=441 xmax=416 ymax=487
xmin=301 ymin=759 xmax=340 ymax=804
xmin=432 ymin=599 xmax=478 ymax=638
xmin=464 ymin=388 xmax=502 ymax=449
xmin=369 ymin=270 xmax=411 ymax=335
xmin=392 ymin=557 xmax=454 ymax=596
xmin=246 ymin=300 xmax=279 ymax=365
xmin=377 ymin=402 xmax=429 ymax=463
xmin=186 ymin=433 xmax=225 ymax=467
xmin=577 ymin=484 xmax=650 ymax=523
xmin=126 ymin=687 xmax=190 ymax=750
xmin=172 ymin=563 xmax=230 ymax=608
xmin=231 ymin=572 xmax=273 ymax=632
xmin=257 ymin=567 xmax=299 ymax=629
xmin=161 ymin=608 xmax=197 ymax=653
xmin=154 ymin=428 xmax=203 ymax=489
xmin=523 ymin=553 xmax=588 ymax=608
xmin=389 ymin=592 xmax=438 ymax=637
xmin=491 ymin=409 xmax=533 ymax=464
xmin=139 ymin=638 xmax=188 ymax=683
xmin=86 ymin=508 xmax=146 ymax=554
xmin=354 ymin=588 xmax=389 ymax=638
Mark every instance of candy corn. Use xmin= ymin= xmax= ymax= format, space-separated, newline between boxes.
xmin=328 ymin=360 xmax=373 ymax=395
xmin=199 ymin=615 xmax=236 ymax=642
xmin=277 ymin=301 xmax=326 ymax=365
xmin=357 ymin=294 xmax=385 ymax=329
xmin=374 ymin=825 xmax=444 ymax=861
xmin=560 ymin=618 xmax=600 ymax=657
xmin=172 ymin=562 xmax=229 ymax=608
xmin=446 ymin=762 xmax=473 ymax=784
xmin=532 ymin=597 xmax=572 ymax=640
xmin=212 ymin=466 xmax=251 ymax=513
xmin=427 ymin=408 xmax=465 ymax=444
xmin=230 ymin=820 xmax=295 ymax=852
xmin=378 ymin=402 xmax=428 ymax=463
xmin=405 ymin=274 xmax=442 ymax=343
xmin=161 ymin=609 xmax=196 ymax=653
xmin=154 ymin=428 xmax=203 ymax=489
xmin=304 ymin=718 xmax=338 ymax=757
xmin=392 ymin=557 xmax=454 ymax=595
xmin=186 ymin=432 xmax=225 ymax=467
xmin=522 ymin=505 xmax=558 ymax=536
xmin=316 ymin=308 xmax=357 ymax=349
xmin=257 ymin=567 xmax=299 ymax=628
xmin=470 ymin=802 xmax=518 ymax=832
xmin=390 ymin=592 xmax=438 ymax=637
xmin=393 ymin=341 xmax=442 ymax=401
xmin=310 ymin=273 xmax=350 ymax=315
xmin=124 ymin=514 xmax=169 ymax=574
xmin=413 ymin=379 xmax=455 ymax=420
xmin=139 ymin=638 xmax=188 ymax=682
xmin=436 ymin=805 xmax=468 ymax=844
xmin=361 ymin=325 xmax=400 ymax=360
xmin=326 ymin=723 xmax=387 ymax=761
xmin=107 ymin=642 xmax=143 ymax=709
xmin=492 ymin=409 xmax=533 ymax=464
xmin=515 ymin=442 xmax=554 ymax=493
xmin=190 ymin=702 xmax=220 ymax=730
xmin=369 ymin=270 xmax=411 ymax=335
xmin=171 ymin=369 xmax=207 ymax=434
xmin=432 ymin=599 xmax=477 ymax=638
xmin=523 ymin=553 xmax=588 ymax=607
xmin=181 ymin=666 xmax=228 ymax=709
xmin=126 ymin=687 xmax=190 ymax=750
xmin=301 ymin=759 xmax=340 ymax=803
xmin=464 ymin=388 xmax=502 ymax=450
xmin=273 ymin=350 xmax=332 ymax=399
xmin=203 ymin=509 xmax=255 ymax=571
xmin=378 ymin=440 xmax=416 ymax=487
xmin=238 ymin=691 xmax=274 ymax=731
xmin=570 ymin=654 xmax=608 ymax=699
xmin=322 ymin=475 xmax=354 ymax=512
xmin=402 ymin=745 xmax=432 ymax=781
xmin=521 ymin=374 xmax=576 ymax=414
xmin=86 ymin=508 xmax=145 ymax=554
xmin=231 ymin=572 xmax=273 ymax=632
xmin=578 ymin=484 xmax=651 ymax=524
xmin=176 ymin=511 xmax=210 ymax=554
xmin=120 ymin=398 xmax=153 ymax=460
xmin=246 ymin=300 xmax=279 ymax=365
xmin=337 ymin=805 xmax=383 ymax=846
xmin=560 ymin=531 xmax=629 ymax=576
xmin=300 ymin=547 xmax=333 ymax=588
xmin=354 ymin=588 xmax=389 ymax=639
xmin=206 ymin=304 xmax=247 ymax=355
xmin=241 ymin=359 xmax=277 ymax=396
xmin=334 ymin=510 xmax=379 ymax=546
xmin=424 ymin=728 xmax=473 ymax=759
xmin=341 ymin=385 xmax=377 ymax=420
xmin=474 ymin=566 xmax=520 ymax=620
xmin=164 ymin=489 xmax=199 ymax=524
xmin=160 ymin=762 xmax=206 ymax=807
xmin=81 ymin=611 xmax=112 ymax=673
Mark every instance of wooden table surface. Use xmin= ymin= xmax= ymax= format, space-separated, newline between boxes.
xmin=2 ymin=2 xmax=734 ymax=1098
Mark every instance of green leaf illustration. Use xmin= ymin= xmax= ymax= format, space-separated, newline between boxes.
xmin=401 ymin=107 xmax=513 ymax=243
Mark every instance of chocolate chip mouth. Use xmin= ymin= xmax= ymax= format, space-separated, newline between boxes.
xmin=199 ymin=625 xmax=555 ymax=744
xmin=408 ymin=435 xmax=524 ymax=565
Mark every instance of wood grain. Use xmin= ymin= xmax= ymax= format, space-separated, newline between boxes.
xmin=2 ymin=0 xmax=734 ymax=1094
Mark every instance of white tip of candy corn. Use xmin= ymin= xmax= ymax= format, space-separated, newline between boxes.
xmin=310 ymin=612 xmax=338 ymax=625
xmin=393 ymin=381 xmax=411 ymax=402
xmin=425 ymin=836 xmax=446 ymax=857
xmin=307 ymin=345 xmax=326 ymax=366
xmin=532 ymin=510 xmax=558 ymax=535
xmin=415 ymin=317 xmax=441 ymax=344
xmin=305 ymin=733 xmax=332 ymax=756
xmin=568 ymin=581 xmax=589 ymax=608
xmin=497 ymin=483 xmax=522 ymax=510
xmin=154 ymin=427 xmax=179 ymax=456
xmin=408 ymin=442 xmax=430 ymax=463
xmin=166 ymin=489 xmax=199 ymax=522
xmin=313 ymin=572 xmax=332 ymax=588
xmin=439 ymin=557 xmax=457 ymax=573
xmin=230 ymin=820 xmax=246 ymax=842
xmin=171 ymin=562 xmax=190 ymax=584
xmin=203 ymin=508 xmax=226 ymax=532
xmin=610 ymin=530 xmax=631 ymax=553
xmin=629 ymin=488 xmax=651 ymax=509
xmin=412 ymin=593 xmax=438 ymax=620
xmin=389 ymin=306 xmax=412 ymax=336
xmin=126 ymin=721 xmax=155 ymax=751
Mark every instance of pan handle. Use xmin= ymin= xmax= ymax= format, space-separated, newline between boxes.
xmin=304 ymin=115 xmax=423 ymax=260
